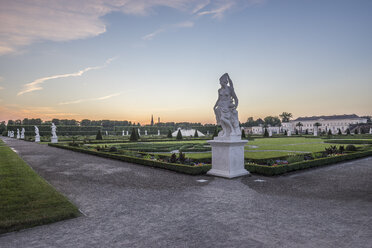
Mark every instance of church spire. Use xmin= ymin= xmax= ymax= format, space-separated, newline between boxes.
xmin=151 ymin=114 xmax=154 ymax=126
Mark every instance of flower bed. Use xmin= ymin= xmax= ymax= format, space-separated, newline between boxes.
xmin=245 ymin=150 xmax=372 ymax=176
xmin=48 ymin=143 xmax=211 ymax=175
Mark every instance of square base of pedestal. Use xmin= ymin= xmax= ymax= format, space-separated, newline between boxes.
xmin=51 ymin=137 xmax=58 ymax=143
xmin=207 ymin=139 xmax=249 ymax=179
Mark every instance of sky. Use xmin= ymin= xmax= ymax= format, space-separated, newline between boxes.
xmin=0 ymin=0 xmax=371 ymax=125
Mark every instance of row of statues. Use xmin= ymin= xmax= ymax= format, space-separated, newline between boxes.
xmin=7 ymin=123 xmax=58 ymax=143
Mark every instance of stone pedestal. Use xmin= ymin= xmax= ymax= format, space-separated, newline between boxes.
xmin=207 ymin=138 xmax=249 ymax=178
xmin=314 ymin=130 xmax=318 ymax=136
xmin=21 ymin=134 xmax=24 ymax=139
xmin=35 ymin=135 xmax=40 ymax=142
xmin=51 ymin=137 xmax=58 ymax=143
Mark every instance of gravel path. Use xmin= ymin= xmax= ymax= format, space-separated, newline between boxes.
xmin=1 ymin=137 xmax=371 ymax=248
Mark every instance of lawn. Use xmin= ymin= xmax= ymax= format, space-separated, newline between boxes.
xmin=0 ymin=140 xmax=80 ymax=234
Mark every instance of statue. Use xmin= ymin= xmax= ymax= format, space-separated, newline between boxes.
xmin=207 ymin=73 xmax=249 ymax=178
xmin=35 ymin=126 xmax=40 ymax=142
xmin=21 ymin=128 xmax=25 ymax=139
xmin=51 ymin=123 xmax=57 ymax=138
xmin=213 ymin=73 xmax=241 ymax=139
xmin=16 ymin=129 xmax=20 ymax=139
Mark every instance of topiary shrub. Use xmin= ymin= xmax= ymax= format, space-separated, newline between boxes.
xmin=170 ymin=153 xmax=177 ymax=163
xmin=130 ymin=128 xmax=138 ymax=142
xmin=305 ymin=129 xmax=308 ymax=135
xmin=346 ymin=128 xmax=350 ymax=135
xmin=178 ymin=152 xmax=186 ymax=163
xmin=167 ymin=130 xmax=172 ymax=138
xmin=345 ymin=144 xmax=356 ymax=151
xmin=176 ymin=129 xmax=183 ymax=140
xmin=338 ymin=129 xmax=342 ymax=135
xmin=295 ymin=129 xmax=299 ymax=135
xmin=263 ymin=128 xmax=269 ymax=137
xmin=96 ymin=130 xmax=103 ymax=140
xmin=241 ymin=129 xmax=246 ymax=139
xmin=194 ymin=129 xmax=199 ymax=138
xmin=328 ymin=129 xmax=332 ymax=136
xmin=339 ymin=145 xmax=345 ymax=154
xmin=354 ymin=129 xmax=358 ymax=135
xmin=284 ymin=130 xmax=287 ymax=136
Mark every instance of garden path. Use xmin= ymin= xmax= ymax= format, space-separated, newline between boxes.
xmin=1 ymin=137 xmax=371 ymax=248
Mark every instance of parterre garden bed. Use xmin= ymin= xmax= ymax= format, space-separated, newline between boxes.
xmin=48 ymin=137 xmax=372 ymax=176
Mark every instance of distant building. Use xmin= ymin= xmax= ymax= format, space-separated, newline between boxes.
xmin=282 ymin=114 xmax=367 ymax=134
xmin=244 ymin=126 xmax=280 ymax=135
xmin=150 ymin=115 xmax=154 ymax=126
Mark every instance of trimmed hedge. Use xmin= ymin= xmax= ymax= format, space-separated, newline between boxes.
xmin=324 ymin=139 xmax=372 ymax=145
xmin=48 ymin=144 xmax=211 ymax=175
xmin=245 ymin=150 xmax=372 ymax=176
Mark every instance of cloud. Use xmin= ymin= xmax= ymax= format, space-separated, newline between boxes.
xmin=197 ymin=1 xmax=235 ymax=18
xmin=0 ymin=0 xmax=264 ymax=55
xmin=142 ymin=29 xmax=165 ymax=41
xmin=59 ymin=92 xmax=121 ymax=105
xmin=17 ymin=57 xmax=115 ymax=96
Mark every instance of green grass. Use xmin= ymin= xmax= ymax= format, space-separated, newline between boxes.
xmin=0 ymin=140 xmax=80 ymax=234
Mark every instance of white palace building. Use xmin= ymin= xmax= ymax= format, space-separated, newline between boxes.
xmin=281 ymin=114 xmax=368 ymax=134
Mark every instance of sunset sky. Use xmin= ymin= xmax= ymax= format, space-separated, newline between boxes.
xmin=0 ymin=0 xmax=371 ymax=124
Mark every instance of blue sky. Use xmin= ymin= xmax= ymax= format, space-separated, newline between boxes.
xmin=0 ymin=0 xmax=371 ymax=124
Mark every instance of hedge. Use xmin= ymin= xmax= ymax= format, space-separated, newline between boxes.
xmin=324 ymin=139 xmax=372 ymax=145
xmin=48 ymin=144 xmax=211 ymax=175
xmin=245 ymin=150 xmax=372 ymax=176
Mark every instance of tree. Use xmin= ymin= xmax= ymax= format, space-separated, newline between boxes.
xmin=264 ymin=116 xmax=281 ymax=127
xmin=346 ymin=128 xmax=350 ymax=135
xmin=279 ymin=112 xmax=293 ymax=122
xmin=328 ymin=129 xmax=332 ymax=136
xmin=314 ymin=122 xmax=321 ymax=133
xmin=130 ymin=128 xmax=138 ymax=141
xmin=176 ymin=129 xmax=183 ymax=140
xmin=305 ymin=129 xmax=308 ymax=135
xmin=241 ymin=129 xmax=246 ymax=139
xmin=96 ymin=130 xmax=103 ymax=140
xmin=354 ymin=129 xmax=358 ymax=135
xmin=52 ymin=119 xmax=60 ymax=125
xmin=194 ymin=129 xmax=199 ymax=138
xmin=167 ymin=130 xmax=172 ymax=138
xmin=263 ymin=128 xmax=269 ymax=137
xmin=295 ymin=129 xmax=299 ymax=135
xmin=338 ymin=129 xmax=342 ymax=135
xmin=212 ymin=128 xmax=219 ymax=138
xmin=296 ymin=122 xmax=303 ymax=134
xmin=81 ymin=119 xmax=91 ymax=126
xmin=284 ymin=130 xmax=287 ymax=136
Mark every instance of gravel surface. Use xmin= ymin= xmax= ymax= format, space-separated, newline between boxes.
xmin=1 ymin=137 xmax=371 ymax=248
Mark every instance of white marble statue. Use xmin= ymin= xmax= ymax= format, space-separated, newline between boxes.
xmin=51 ymin=123 xmax=58 ymax=143
xmin=105 ymin=131 xmax=108 ymax=136
xmin=126 ymin=130 xmax=129 ymax=136
xmin=207 ymin=130 xmax=209 ymax=135
xmin=145 ymin=130 xmax=147 ymax=135
xmin=138 ymin=128 xmax=141 ymax=136
xmin=35 ymin=126 xmax=40 ymax=142
xmin=7 ymin=131 xmax=10 ymax=137
xmin=213 ymin=73 xmax=241 ymax=139
xmin=51 ymin=123 xmax=57 ymax=138
xmin=269 ymin=130 xmax=273 ymax=137
xmin=16 ymin=129 xmax=20 ymax=139
xmin=158 ymin=130 xmax=160 ymax=136
xmin=287 ymin=131 xmax=291 ymax=136
xmin=370 ymin=128 xmax=372 ymax=134
xmin=122 ymin=130 xmax=125 ymax=136
xmin=10 ymin=131 xmax=14 ymax=138
xmin=21 ymin=128 xmax=25 ymax=139
xmin=207 ymin=73 xmax=249 ymax=179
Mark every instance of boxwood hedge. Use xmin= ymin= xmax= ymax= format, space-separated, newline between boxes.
xmin=245 ymin=150 xmax=372 ymax=176
xmin=324 ymin=139 xmax=372 ymax=145
xmin=48 ymin=143 xmax=211 ymax=175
